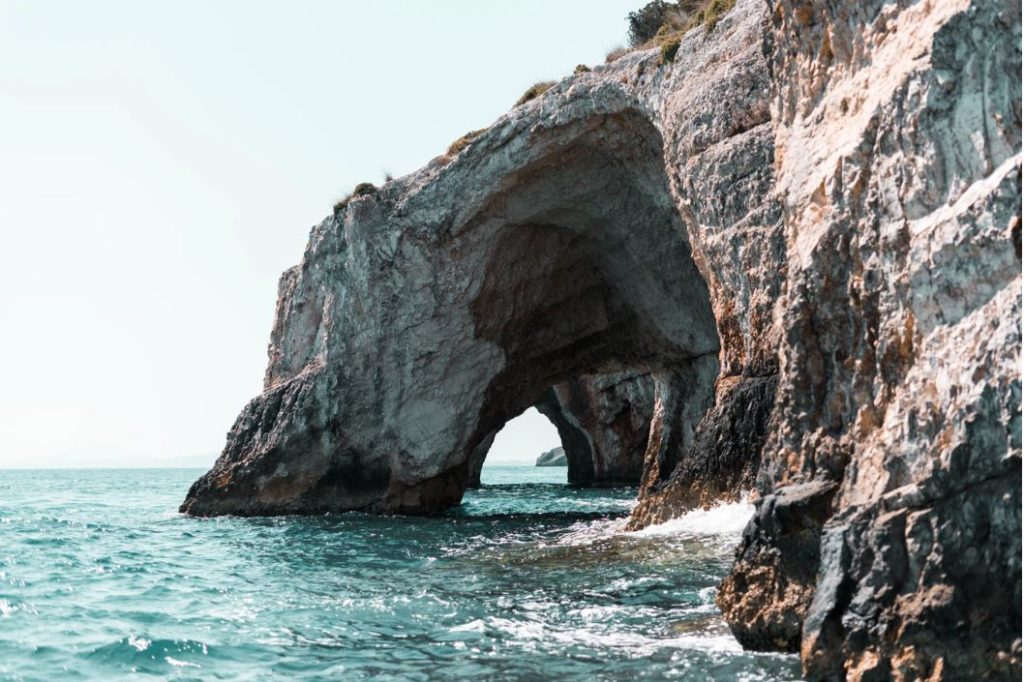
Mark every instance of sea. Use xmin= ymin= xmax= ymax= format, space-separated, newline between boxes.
xmin=0 ymin=466 xmax=799 ymax=680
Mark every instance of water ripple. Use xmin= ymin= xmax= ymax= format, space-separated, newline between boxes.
xmin=0 ymin=467 xmax=799 ymax=681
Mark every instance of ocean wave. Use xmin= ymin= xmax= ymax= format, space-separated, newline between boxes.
xmin=83 ymin=635 xmax=210 ymax=673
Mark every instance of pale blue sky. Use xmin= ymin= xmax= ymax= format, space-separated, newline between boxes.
xmin=0 ymin=0 xmax=638 ymax=467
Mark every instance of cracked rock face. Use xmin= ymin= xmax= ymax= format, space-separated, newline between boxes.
xmin=705 ymin=0 xmax=1021 ymax=678
xmin=728 ymin=0 xmax=1021 ymax=679
xmin=182 ymin=0 xmax=1020 ymax=676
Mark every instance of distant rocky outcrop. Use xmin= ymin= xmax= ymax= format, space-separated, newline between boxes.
xmin=535 ymin=447 xmax=567 ymax=467
xmin=182 ymin=0 xmax=1021 ymax=677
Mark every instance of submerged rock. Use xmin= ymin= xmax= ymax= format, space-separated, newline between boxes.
xmin=535 ymin=447 xmax=567 ymax=467
xmin=183 ymin=0 xmax=1021 ymax=676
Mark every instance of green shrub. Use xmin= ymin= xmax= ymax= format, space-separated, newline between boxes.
xmin=627 ymin=0 xmax=674 ymax=46
xmin=659 ymin=36 xmax=682 ymax=64
xmin=574 ymin=64 xmax=591 ymax=75
xmin=334 ymin=182 xmax=378 ymax=215
xmin=703 ymin=0 xmax=735 ymax=31
xmin=446 ymin=128 xmax=486 ymax=157
xmin=515 ymin=81 xmax=555 ymax=106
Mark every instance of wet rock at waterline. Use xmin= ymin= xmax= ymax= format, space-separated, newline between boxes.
xmin=535 ymin=447 xmax=567 ymax=467
xmin=630 ymin=373 xmax=778 ymax=526
xmin=183 ymin=0 xmax=1021 ymax=677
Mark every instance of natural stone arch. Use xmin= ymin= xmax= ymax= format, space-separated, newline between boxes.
xmin=534 ymin=371 xmax=656 ymax=487
xmin=465 ymin=371 xmax=656 ymax=490
xmin=180 ymin=0 xmax=1023 ymax=674
xmin=181 ymin=103 xmax=720 ymax=516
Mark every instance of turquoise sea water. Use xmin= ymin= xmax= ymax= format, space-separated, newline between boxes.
xmin=0 ymin=467 xmax=798 ymax=680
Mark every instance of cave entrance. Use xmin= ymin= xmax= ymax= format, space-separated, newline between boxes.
xmin=472 ymin=369 xmax=660 ymax=491
xmin=449 ymin=110 xmax=722 ymax=511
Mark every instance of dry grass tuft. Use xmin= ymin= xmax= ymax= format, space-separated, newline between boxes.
xmin=515 ymin=81 xmax=555 ymax=106
xmin=659 ymin=35 xmax=682 ymax=64
xmin=619 ymin=0 xmax=738 ymax=65
xmin=446 ymin=128 xmax=487 ymax=157
xmin=334 ymin=182 xmax=378 ymax=215
xmin=605 ymin=46 xmax=628 ymax=63
xmin=702 ymin=0 xmax=736 ymax=31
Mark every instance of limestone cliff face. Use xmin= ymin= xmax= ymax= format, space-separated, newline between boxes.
xmin=182 ymin=0 xmax=1020 ymax=677
xmin=736 ymin=1 xmax=1022 ymax=678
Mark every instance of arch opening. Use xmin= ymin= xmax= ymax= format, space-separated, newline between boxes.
xmin=449 ymin=113 xmax=722 ymax=510
xmin=477 ymin=407 xmax=562 ymax=470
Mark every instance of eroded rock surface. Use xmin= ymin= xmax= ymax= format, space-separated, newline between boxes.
xmin=630 ymin=372 xmax=778 ymax=526
xmin=183 ymin=0 xmax=1021 ymax=677
xmin=180 ymin=24 xmax=732 ymax=517
xmin=719 ymin=0 xmax=1022 ymax=678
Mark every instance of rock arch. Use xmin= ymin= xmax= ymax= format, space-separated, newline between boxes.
xmin=181 ymin=104 xmax=720 ymax=516
xmin=535 ymin=371 xmax=655 ymax=487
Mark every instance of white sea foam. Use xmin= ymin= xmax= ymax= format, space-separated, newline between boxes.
xmin=127 ymin=635 xmax=150 ymax=652
xmin=487 ymin=614 xmax=745 ymax=654
xmin=550 ymin=499 xmax=754 ymax=550
xmin=553 ymin=517 xmax=629 ymax=547
xmin=165 ymin=656 xmax=201 ymax=668
xmin=450 ymin=619 xmax=486 ymax=633
xmin=630 ymin=499 xmax=755 ymax=538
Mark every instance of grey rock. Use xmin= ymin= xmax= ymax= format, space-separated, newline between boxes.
xmin=536 ymin=371 xmax=654 ymax=485
xmin=746 ymin=0 xmax=1022 ymax=677
xmin=535 ymin=447 xmax=567 ymax=467
xmin=630 ymin=373 xmax=778 ymax=526
xmin=717 ymin=480 xmax=839 ymax=652
xmin=179 ymin=4 xmax=745 ymax=517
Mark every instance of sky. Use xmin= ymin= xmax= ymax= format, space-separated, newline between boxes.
xmin=0 ymin=0 xmax=641 ymax=468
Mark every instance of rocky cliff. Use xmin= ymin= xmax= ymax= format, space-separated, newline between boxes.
xmin=183 ymin=0 xmax=1021 ymax=677
xmin=731 ymin=1 xmax=1021 ymax=679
